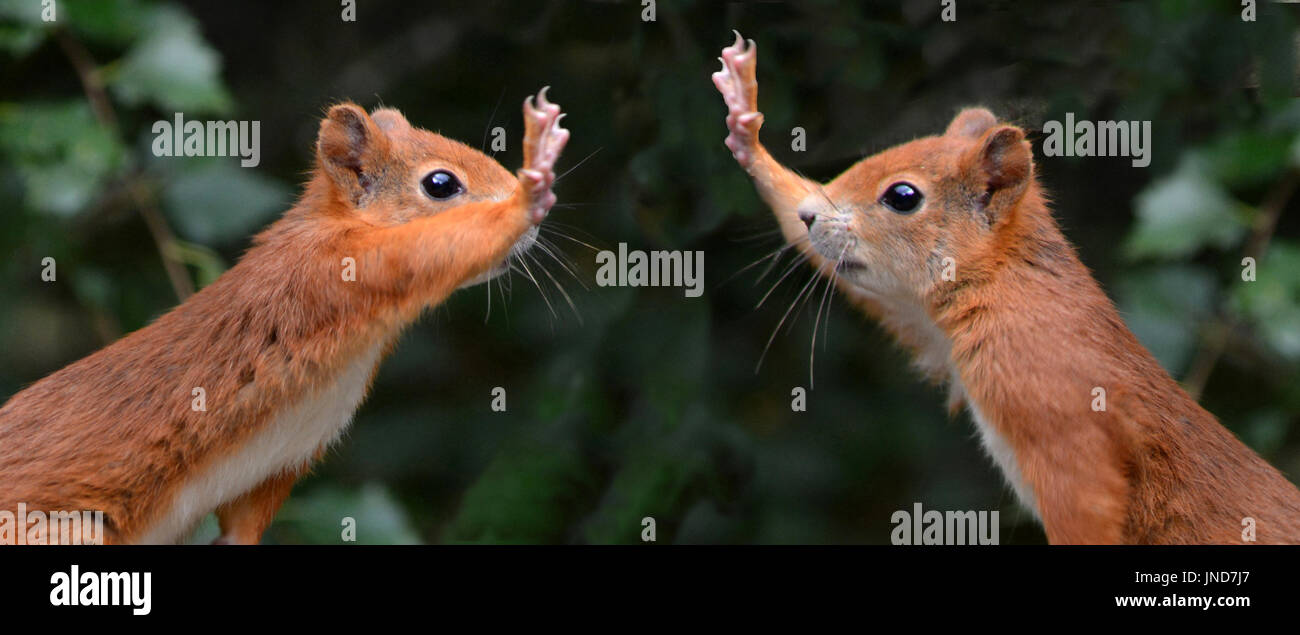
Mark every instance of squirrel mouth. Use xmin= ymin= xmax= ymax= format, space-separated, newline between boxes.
xmin=460 ymin=240 xmax=531 ymax=289
xmin=488 ymin=260 xmax=512 ymax=277
xmin=835 ymin=260 xmax=866 ymax=273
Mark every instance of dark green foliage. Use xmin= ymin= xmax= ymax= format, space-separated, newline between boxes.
xmin=1 ymin=0 xmax=1296 ymax=544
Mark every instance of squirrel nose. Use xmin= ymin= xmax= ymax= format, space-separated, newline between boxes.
xmin=798 ymin=208 xmax=817 ymax=229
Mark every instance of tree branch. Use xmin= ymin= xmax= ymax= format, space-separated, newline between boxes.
xmin=1183 ymin=168 xmax=1298 ymax=400
xmin=55 ymin=29 xmax=194 ymax=301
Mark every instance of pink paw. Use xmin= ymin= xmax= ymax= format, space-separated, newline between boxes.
xmin=711 ymin=31 xmax=763 ymax=169
xmin=520 ymin=87 xmax=570 ymax=224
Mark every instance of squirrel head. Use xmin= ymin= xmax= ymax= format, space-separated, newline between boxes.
xmin=314 ymin=103 xmax=537 ymax=284
xmin=796 ymin=107 xmax=1035 ymax=304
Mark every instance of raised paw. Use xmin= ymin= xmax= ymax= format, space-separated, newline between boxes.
xmin=519 ymin=87 xmax=570 ymax=224
xmin=711 ymin=30 xmax=763 ymax=168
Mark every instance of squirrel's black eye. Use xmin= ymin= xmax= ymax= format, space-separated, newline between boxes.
xmin=880 ymin=182 xmax=922 ymax=214
xmin=420 ymin=170 xmax=463 ymax=200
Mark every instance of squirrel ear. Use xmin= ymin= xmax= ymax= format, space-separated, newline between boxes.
xmin=963 ymin=125 xmax=1032 ymax=223
xmin=317 ymin=103 xmax=387 ymax=202
xmin=945 ymin=108 xmax=997 ymax=139
xmin=370 ymin=108 xmax=410 ymax=133
xmin=975 ymin=126 xmax=1032 ymax=192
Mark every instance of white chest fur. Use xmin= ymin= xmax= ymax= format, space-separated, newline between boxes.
xmin=867 ymin=286 xmax=1040 ymax=518
xmin=134 ymin=342 xmax=384 ymax=544
xmin=958 ymin=381 xmax=1039 ymax=519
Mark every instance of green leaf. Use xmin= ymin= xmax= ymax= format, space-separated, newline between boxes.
xmin=274 ymin=483 xmax=423 ymax=545
xmin=161 ymin=161 xmax=290 ymax=244
xmin=105 ymin=5 xmax=232 ymax=114
xmin=0 ymin=0 xmax=151 ymax=51
xmin=581 ymin=449 xmax=702 ymax=544
xmin=0 ymin=101 xmax=125 ymax=216
xmin=1123 ymin=156 xmax=1248 ymax=260
xmin=446 ymin=439 xmax=595 ymax=543
xmin=1232 ymin=242 xmax=1300 ymax=360
xmin=61 ymin=0 xmax=153 ymax=46
xmin=0 ymin=0 xmax=47 ymax=25
xmin=1115 ymin=264 xmax=1216 ymax=375
xmin=1205 ymin=129 xmax=1296 ymax=190
xmin=0 ymin=22 xmax=44 ymax=56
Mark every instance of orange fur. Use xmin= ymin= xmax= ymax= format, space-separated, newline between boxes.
xmin=0 ymin=94 xmax=569 ymax=544
xmin=213 ymin=455 xmax=316 ymax=545
xmin=716 ymin=34 xmax=1300 ymax=544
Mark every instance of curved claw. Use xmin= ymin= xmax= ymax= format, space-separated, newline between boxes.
xmin=721 ymin=30 xmax=754 ymax=60
xmin=712 ymin=32 xmax=763 ymax=168
xmin=519 ymin=87 xmax=569 ymax=224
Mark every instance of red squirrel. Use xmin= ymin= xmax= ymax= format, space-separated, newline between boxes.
xmin=713 ymin=33 xmax=1300 ymax=544
xmin=0 ymin=89 xmax=570 ymax=545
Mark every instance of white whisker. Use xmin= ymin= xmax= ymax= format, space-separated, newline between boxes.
xmin=515 ymin=254 xmax=557 ymax=320
xmin=527 ymin=251 xmax=583 ymax=324
xmin=555 ymin=147 xmax=603 ymax=182
xmin=756 ymin=251 xmax=812 ymax=309
xmin=756 ymin=264 xmax=824 ymax=374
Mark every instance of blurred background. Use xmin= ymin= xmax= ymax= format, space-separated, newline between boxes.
xmin=1 ymin=0 xmax=1298 ymax=544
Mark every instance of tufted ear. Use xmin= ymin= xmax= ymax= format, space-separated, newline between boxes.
xmin=316 ymin=103 xmax=389 ymax=204
xmin=976 ymin=126 xmax=1031 ymax=190
xmin=945 ymin=107 xmax=997 ymax=139
xmin=962 ymin=125 xmax=1033 ymax=222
